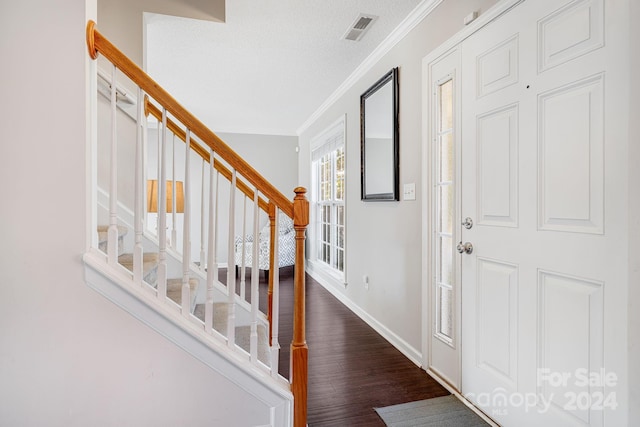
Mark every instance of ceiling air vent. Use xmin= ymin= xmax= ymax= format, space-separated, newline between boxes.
xmin=343 ymin=14 xmax=377 ymax=41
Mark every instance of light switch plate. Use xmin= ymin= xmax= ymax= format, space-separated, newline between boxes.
xmin=403 ymin=183 xmax=416 ymax=201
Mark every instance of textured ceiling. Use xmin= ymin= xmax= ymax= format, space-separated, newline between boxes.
xmin=145 ymin=0 xmax=422 ymax=136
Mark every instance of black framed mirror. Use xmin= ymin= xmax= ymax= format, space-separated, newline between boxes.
xmin=360 ymin=67 xmax=399 ymax=201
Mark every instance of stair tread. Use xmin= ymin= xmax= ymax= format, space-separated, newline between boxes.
xmin=118 ymin=253 xmax=159 ymax=286
xmin=97 ymin=224 xmax=128 ymax=233
xmin=166 ymin=278 xmax=199 ymax=305
xmin=97 ymin=225 xmax=128 ymax=254
xmin=118 ymin=253 xmax=159 ymax=275
xmin=236 ymin=324 xmax=270 ymax=365
xmin=97 ymin=225 xmax=128 ymax=241
xmin=193 ymin=303 xmax=270 ymax=366
xmin=167 ymin=277 xmax=199 ymax=290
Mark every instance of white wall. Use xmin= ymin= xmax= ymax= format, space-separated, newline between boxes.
xmin=0 ymin=1 xmax=272 ymax=425
xmin=298 ymin=0 xmax=498 ymax=359
xmin=97 ymin=0 xmax=225 ymax=67
xmin=217 ymin=132 xmax=299 ymax=200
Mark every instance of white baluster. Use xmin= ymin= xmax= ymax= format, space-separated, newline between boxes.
xmin=107 ymin=64 xmax=119 ymax=266
xmin=250 ymin=190 xmax=260 ymax=364
xmin=157 ymin=108 xmax=168 ymax=299
xmin=171 ymin=134 xmax=177 ymax=249
xmin=226 ymin=170 xmax=237 ymax=347
xmin=155 ymin=117 xmax=161 ymax=238
xmin=142 ymin=99 xmax=149 ymax=228
xmin=270 ymin=208 xmax=281 ymax=376
xmin=205 ymin=150 xmax=217 ymax=334
xmin=240 ymin=195 xmax=247 ymax=302
xmin=199 ymin=160 xmax=206 ymax=272
xmin=181 ymin=129 xmax=192 ymax=316
xmin=133 ymin=87 xmax=144 ymax=284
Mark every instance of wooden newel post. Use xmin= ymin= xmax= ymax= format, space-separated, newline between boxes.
xmin=291 ymin=187 xmax=309 ymax=427
xmin=268 ymin=202 xmax=277 ymax=345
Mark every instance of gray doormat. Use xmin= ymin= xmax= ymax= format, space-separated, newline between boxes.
xmin=374 ymin=395 xmax=489 ymax=426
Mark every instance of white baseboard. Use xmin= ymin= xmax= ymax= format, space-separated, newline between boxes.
xmin=306 ymin=262 xmax=422 ymax=366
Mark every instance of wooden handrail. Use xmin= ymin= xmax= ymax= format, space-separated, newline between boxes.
xmin=145 ymin=99 xmax=271 ymax=214
xmin=87 ymin=20 xmax=294 ymax=219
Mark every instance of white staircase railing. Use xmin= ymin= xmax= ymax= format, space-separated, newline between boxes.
xmin=86 ymin=20 xmax=308 ymax=426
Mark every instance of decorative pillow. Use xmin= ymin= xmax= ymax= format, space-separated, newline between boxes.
xmin=259 ymin=225 xmax=270 ymax=241
xmin=278 ymin=214 xmax=294 ymax=234
xmin=257 ymin=214 xmax=293 ymax=239
xmin=234 ymin=234 xmax=252 ymax=246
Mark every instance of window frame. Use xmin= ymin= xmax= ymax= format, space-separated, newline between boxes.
xmin=310 ymin=116 xmax=346 ymax=281
xmin=432 ymin=73 xmax=458 ymax=348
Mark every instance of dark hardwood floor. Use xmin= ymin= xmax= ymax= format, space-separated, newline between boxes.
xmin=205 ymin=267 xmax=450 ymax=427
xmin=219 ymin=267 xmax=450 ymax=427
xmin=229 ymin=267 xmax=450 ymax=426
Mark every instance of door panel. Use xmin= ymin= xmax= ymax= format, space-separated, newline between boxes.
xmin=537 ymin=270 xmax=604 ymax=425
xmin=537 ymin=0 xmax=604 ymax=72
xmin=476 ymin=104 xmax=519 ymax=227
xmin=476 ymin=257 xmax=519 ymax=388
xmin=476 ymin=34 xmax=519 ymax=98
xmin=538 ymin=73 xmax=604 ymax=234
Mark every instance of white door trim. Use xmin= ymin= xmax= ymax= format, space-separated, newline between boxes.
xmin=421 ymin=0 xmax=524 ymax=372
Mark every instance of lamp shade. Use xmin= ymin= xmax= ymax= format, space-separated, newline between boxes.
xmin=147 ymin=180 xmax=184 ymax=213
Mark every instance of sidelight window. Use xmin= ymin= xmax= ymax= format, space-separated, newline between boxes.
xmin=435 ymin=78 xmax=455 ymax=343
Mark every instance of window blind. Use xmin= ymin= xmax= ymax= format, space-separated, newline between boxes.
xmin=311 ymin=124 xmax=344 ymax=162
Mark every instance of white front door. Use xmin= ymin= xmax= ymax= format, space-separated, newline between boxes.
xmin=459 ymin=0 xmax=627 ymax=426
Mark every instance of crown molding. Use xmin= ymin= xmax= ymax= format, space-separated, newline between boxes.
xmin=296 ymin=0 xmax=443 ymax=136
